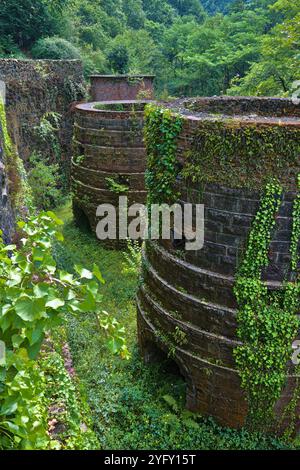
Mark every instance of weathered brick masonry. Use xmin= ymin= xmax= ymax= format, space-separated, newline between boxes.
xmin=90 ymin=75 xmax=155 ymax=102
xmin=72 ymin=101 xmax=151 ymax=247
xmin=137 ymin=96 xmax=300 ymax=430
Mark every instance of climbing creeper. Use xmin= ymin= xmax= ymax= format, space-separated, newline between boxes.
xmin=234 ymin=180 xmax=300 ymax=431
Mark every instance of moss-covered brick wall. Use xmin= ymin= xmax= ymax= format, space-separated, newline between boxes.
xmin=0 ymin=98 xmax=32 ymax=240
xmin=0 ymin=59 xmax=86 ymax=183
xmin=0 ymin=106 xmax=15 ymax=242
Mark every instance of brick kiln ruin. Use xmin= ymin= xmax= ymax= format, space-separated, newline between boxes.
xmin=137 ymin=96 xmax=300 ymax=431
xmin=72 ymin=75 xmax=155 ymax=247
xmin=72 ymin=100 xmax=151 ymax=246
xmin=71 ymin=83 xmax=300 ymax=430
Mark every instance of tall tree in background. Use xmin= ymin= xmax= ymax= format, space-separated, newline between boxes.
xmin=228 ymin=0 xmax=300 ymax=95
xmin=0 ymin=0 xmax=67 ymax=49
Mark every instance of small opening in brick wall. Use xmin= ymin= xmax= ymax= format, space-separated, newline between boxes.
xmin=73 ymin=204 xmax=91 ymax=233
xmin=144 ymin=339 xmax=186 ymax=383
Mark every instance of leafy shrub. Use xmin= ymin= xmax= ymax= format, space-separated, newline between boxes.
xmin=107 ymin=44 xmax=129 ymax=74
xmin=28 ymin=152 xmax=64 ymax=210
xmin=31 ymin=37 xmax=82 ymax=60
xmin=0 ymin=211 xmax=128 ymax=449
xmin=81 ymin=45 xmax=107 ymax=78
xmin=0 ymin=37 xmax=25 ymax=58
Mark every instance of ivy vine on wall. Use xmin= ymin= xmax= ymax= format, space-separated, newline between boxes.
xmin=144 ymin=104 xmax=183 ymax=205
xmin=291 ymin=174 xmax=300 ymax=273
xmin=234 ymin=179 xmax=300 ymax=431
xmin=0 ymin=99 xmax=31 ymax=213
xmin=181 ymin=122 xmax=300 ymax=191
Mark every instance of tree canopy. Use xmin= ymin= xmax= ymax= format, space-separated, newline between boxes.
xmin=0 ymin=0 xmax=298 ymax=97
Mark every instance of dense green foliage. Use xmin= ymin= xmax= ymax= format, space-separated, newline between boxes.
xmin=0 ymin=211 xmax=128 ymax=449
xmin=0 ymin=0 xmax=298 ymax=97
xmin=181 ymin=122 xmax=300 ymax=190
xmin=31 ymin=37 xmax=82 ymax=61
xmin=28 ymin=153 xmax=64 ymax=210
xmin=53 ymin=203 xmax=295 ymax=450
xmin=0 ymin=100 xmax=31 ymax=214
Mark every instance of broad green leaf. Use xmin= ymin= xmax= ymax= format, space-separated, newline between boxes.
xmin=75 ymin=265 xmax=93 ymax=279
xmin=59 ymin=271 xmax=74 ymax=283
xmin=15 ymin=297 xmax=45 ymax=322
xmin=45 ymin=211 xmax=64 ymax=226
xmin=46 ymin=298 xmax=65 ymax=310
xmin=12 ymin=334 xmax=24 ymax=348
xmin=93 ymin=264 xmax=105 ymax=284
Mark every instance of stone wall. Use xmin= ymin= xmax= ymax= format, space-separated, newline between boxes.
xmin=0 ymin=59 xmax=86 ymax=178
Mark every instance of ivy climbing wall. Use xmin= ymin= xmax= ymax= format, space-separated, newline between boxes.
xmin=138 ymin=97 xmax=300 ymax=434
xmin=0 ymin=115 xmax=14 ymax=242
xmin=0 ymin=99 xmax=30 ymax=241
xmin=0 ymin=59 xmax=86 ymax=181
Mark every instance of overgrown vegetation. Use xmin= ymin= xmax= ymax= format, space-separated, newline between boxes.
xmin=144 ymin=104 xmax=183 ymax=204
xmin=28 ymin=153 xmax=64 ymax=210
xmin=0 ymin=99 xmax=31 ymax=214
xmin=181 ymin=122 xmax=300 ymax=190
xmin=0 ymin=211 xmax=128 ymax=449
xmin=53 ymin=202 xmax=295 ymax=450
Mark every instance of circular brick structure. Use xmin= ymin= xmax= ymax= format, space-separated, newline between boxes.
xmin=90 ymin=75 xmax=155 ymax=102
xmin=72 ymin=100 xmax=151 ymax=246
xmin=137 ymin=96 xmax=300 ymax=430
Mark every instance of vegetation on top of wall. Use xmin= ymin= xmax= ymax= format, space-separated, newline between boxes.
xmin=181 ymin=122 xmax=300 ymax=190
xmin=234 ymin=180 xmax=300 ymax=432
xmin=31 ymin=37 xmax=82 ymax=61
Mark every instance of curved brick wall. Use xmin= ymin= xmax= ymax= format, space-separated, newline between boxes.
xmin=72 ymin=101 xmax=151 ymax=246
xmin=137 ymin=97 xmax=300 ymax=429
xmin=90 ymin=75 xmax=155 ymax=102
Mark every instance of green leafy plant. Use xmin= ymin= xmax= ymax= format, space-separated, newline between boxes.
xmin=122 ymin=239 xmax=142 ymax=276
xmin=40 ymin=347 xmax=99 ymax=450
xmin=33 ymin=112 xmax=62 ymax=162
xmin=28 ymin=152 xmax=64 ymax=210
xmin=291 ymin=174 xmax=300 ymax=272
xmin=144 ymin=104 xmax=183 ymax=205
xmin=0 ymin=211 xmax=129 ymax=449
xmin=31 ymin=37 xmax=82 ymax=60
xmin=0 ymin=99 xmax=31 ymax=213
xmin=105 ymin=177 xmax=129 ymax=194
